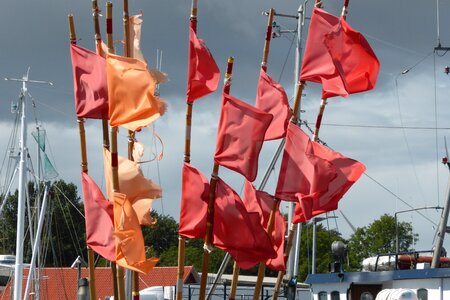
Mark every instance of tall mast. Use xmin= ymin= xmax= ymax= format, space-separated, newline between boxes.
xmin=5 ymin=70 xmax=52 ymax=300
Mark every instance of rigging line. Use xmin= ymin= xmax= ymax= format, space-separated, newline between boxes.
xmin=307 ymin=121 xmax=450 ymax=130
xmin=52 ymin=183 xmax=85 ymax=218
xmin=433 ymin=52 xmax=440 ymax=207
xmin=31 ymin=97 xmax=72 ymax=118
xmin=364 ymin=33 xmax=427 ymax=57
xmin=277 ymin=29 xmax=295 ymax=84
xmin=394 ymin=75 xmax=426 ymax=207
xmin=301 ymin=119 xmax=438 ymax=227
xmin=151 ymin=123 xmax=164 ymax=215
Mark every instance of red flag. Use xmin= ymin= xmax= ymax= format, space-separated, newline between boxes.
xmin=186 ymin=22 xmax=220 ymax=103
xmin=214 ymin=93 xmax=273 ymax=182
xmin=300 ymin=8 xmax=379 ymax=99
xmin=276 ymin=123 xmax=337 ymax=205
xmin=81 ymin=172 xmax=115 ymax=262
xmin=70 ymin=44 xmax=109 ymax=119
xmin=178 ymin=163 xmax=209 ymax=239
xmin=244 ymin=181 xmax=286 ymax=271
xmin=293 ymin=135 xmax=366 ymax=223
xmin=256 ymin=68 xmax=292 ymax=140
xmin=213 ymin=178 xmax=276 ymax=269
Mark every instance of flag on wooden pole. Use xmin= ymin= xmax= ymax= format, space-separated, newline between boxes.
xmin=300 ymin=7 xmax=379 ymax=98
xmin=256 ymin=68 xmax=292 ymax=140
xmin=81 ymin=172 xmax=115 ymax=262
xmin=70 ymin=44 xmax=109 ymax=119
xmin=214 ymin=93 xmax=273 ymax=182
xmin=186 ymin=21 xmax=220 ymax=102
xmin=106 ymin=53 xmax=167 ymax=131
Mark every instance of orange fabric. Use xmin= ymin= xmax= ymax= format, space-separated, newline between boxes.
xmin=104 ymin=149 xmax=161 ymax=226
xmin=129 ymin=14 xmax=145 ymax=62
xmin=106 ymin=53 xmax=166 ymax=131
xmin=113 ymin=192 xmax=159 ymax=274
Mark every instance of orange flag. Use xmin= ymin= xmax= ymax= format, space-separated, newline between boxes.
xmin=106 ymin=53 xmax=167 ymax=131
xmin=81 ymin=172 xmax=115 ymax=262
xmin=244 ymin=181 xmax=286 ymax=271
xmin=113 ymin=192 xmax=159 ymax=273
xmin=256 ymin=67 xmax=292 ymax=140
xmin=178 ymin=163 xmax=209 ymax=239
xmin=213 ymin=178 xmax=276 ymax=269
xmin=214 ymin=93 xmax=273 ymax=182
xmin=104 ymin=149 xmax=161 ymax=226
xmin=69 ymin=44 xmax=109 ymax=119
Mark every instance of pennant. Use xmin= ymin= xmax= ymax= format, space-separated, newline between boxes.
xmin=293 ymin=134 xmax=366 ymax=223
xmin=178 ymin=163 xmax=209 ymax=239
xmin=104 ymin=149 xmax=161 ymax=226
xmin=81 ymin=172 xmax=115 ymax=262
xmin=32 ymin=130 xmax=58 ymax=180
xmin=275 ymin=123 xmax=337 ymax=205
xmin=256 ymin=68 xmax=292 ymax=140
xmin=213 ymin=178 xmax=276 ymax=269
xmin=186 ymin=21 xmax=220 ymax=103
xmin=300 ymin=8 xmax=379 ymax=99
xmin=113 ymin=192 xmax=159 ymax=273
xmin=244 ymin=181 xmax=286 ymax=271
xmin=106 ymin=53 xmax=167 ymax=131
xmin=214 ymin=93 xmax=273 ymax=182
xmin=129 ymin=14 xmax=145 ymax=62
xmin=70 ymin=44 xmax=109 ymax=119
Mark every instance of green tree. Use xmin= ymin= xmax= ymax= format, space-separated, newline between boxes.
xmin=347 ymin=214 xmax=417 ymax=270
xmin=142 ymin=211 xmax=179 ymax=256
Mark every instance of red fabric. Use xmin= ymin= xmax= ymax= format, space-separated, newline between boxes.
xmin=300 ymin=8 xmax=379 ymax=99
xmin=186 ymin=22 xmax=220 ymax=103
xmin=276 ymin=123 xmax=337 ymax=206
xmin=214 ymin=93 xmax=273 ymax=182
xmin=256 ymin=68 xmax=292 ymax=140
xmin=178 ymin=163 xmax=209 ymax=239
xmin=213 ymin=178 xmax=276 ymax=269
xmin=70 ymin=44 xmax=109 ymax=119
xmin=243 ymin=181 xmax=286 ymax=271
xmin=81 ymin=172 xmax=115 ymax=262
xmin=293 ymin=135 xmax=366 ymax=223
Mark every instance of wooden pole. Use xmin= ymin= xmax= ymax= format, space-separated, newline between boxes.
xmin=68 ymin=14 xmax=98 ymax=300
xmin=271 ymin=224 xmax=296 ymax=300
xmin=104 ymin=4 xmax=120 ymax=299
xmin=176 ymin=1 xmax=198 ymax=299
xmin=198 ymin=57 xmax=234 ymax=300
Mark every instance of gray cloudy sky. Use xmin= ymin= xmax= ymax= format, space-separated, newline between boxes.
xmin=1 ymin=0 xmax=450 ymax=255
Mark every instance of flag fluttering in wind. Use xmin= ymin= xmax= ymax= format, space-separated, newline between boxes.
xmin=129 ymin=14 xmax=145 ymax=62
xmin=293 ymin=131 xmax=366 ymax=223
xmin=244 ymin=181 xmax=286 ymax=271
xmin=32 ymin=130 xmax=58 ymax=180
xmin=81 ymin=172 xmax=115 ymax=262
xmin=276 ymin=123 xmax=365 ymax=222
xmin=186 ymin=22 xmax=220 ymax=103
xmin=213 ymin=178 xmax=277 ymax=269
xmin=276 ymin=123 xmax=337 ymax=204
xmin=70 ymin=44 xmax=109 ymax=119
xmin=106 ymin=53 xmax=167 ymax=131
xmin=178 ymin=163 xmax=209 ymax=239
xmin=300 ymin=7 xmax=379 ymax=99
xmin=256 ymin=68 xmax=292 ymax=140
xmin=104 ymin=149 xmax=161 ymax=226
xmin=214 ymin=93 xmax=273 ymax=182
xmin=113 ymin=192 xmax=159 ymax=273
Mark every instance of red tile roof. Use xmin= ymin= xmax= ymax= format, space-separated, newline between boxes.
xmin=1 ymin=266 xmax=198 ymax=299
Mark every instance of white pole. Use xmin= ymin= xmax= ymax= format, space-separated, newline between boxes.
xmin=23 ymin=183 xmax=50 ymax=299
xmin=13 ymin=80 xmax=28 ymax=300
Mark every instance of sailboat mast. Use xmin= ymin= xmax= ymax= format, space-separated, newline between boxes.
xmin=13 ymin=79 xmax=28 ymax=300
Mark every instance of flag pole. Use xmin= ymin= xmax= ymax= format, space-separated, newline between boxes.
xmin=68 ymin=14 xmax=98 ymax=300
xmin=198 ymin=57 xmax=234 ymax=300
xmin=176 ymin=1 xmax=198 ymax=299
xmin=105 ymin=4 xmax=120 ymax=299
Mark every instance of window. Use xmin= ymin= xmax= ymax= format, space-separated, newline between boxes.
xmin=417 ymin=288 xmax=428 ymax=300
xmin=331 ymin=291 xmax=340 ymax=300
xmin=360 ymin=292 xmax=374 ymax=300
xmin=318 ymin=291 xmax=327 ymax=300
